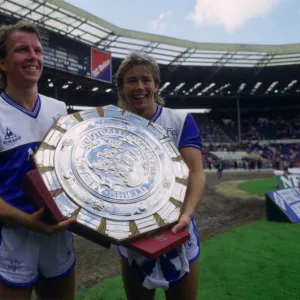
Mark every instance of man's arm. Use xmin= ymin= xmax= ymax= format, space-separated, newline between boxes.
xmin=181 ymin=147 xmax=206 ymax=215
xmin=172 ymin=147 xmax=206 ymax=233
xmin=0 ymin=197 xmax=76 ymax=234
xmin=0 ymin=197 xmax=30 ymax=225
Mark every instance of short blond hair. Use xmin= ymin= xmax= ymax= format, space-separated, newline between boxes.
xmin=0 ymin=21 xmax=41 ymax=89
xmin=115 ymin=51 xmax=165 ymax=110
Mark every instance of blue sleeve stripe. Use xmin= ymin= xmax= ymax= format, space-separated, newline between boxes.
xmin=178 ymin=114 xmax=203 ymax=150
xmin=179 ymin=144 xmax=202 ymax=151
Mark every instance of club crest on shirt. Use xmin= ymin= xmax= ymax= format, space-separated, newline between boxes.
xmin=2 ymin=127 xmax=21 ymax=145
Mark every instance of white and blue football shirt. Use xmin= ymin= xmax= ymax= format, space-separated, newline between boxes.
xmin=118 ymin=105 xmax=203 ymax=290
xmin=151 ymin=105 xmax=202 ymax=151
xmin=0 ymin=92 xmax=67 ymax=214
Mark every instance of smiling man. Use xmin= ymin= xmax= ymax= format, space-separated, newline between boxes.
xmin=0 ymin=21 xmax=76 ymax=300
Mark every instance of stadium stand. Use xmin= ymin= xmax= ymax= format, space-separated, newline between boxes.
xmin=220 ymin=114 xmax=300 ymax=141
xmin=0 ymin=0 xmax=299 ymax=171
xmin=192 ymin=114 xmax=232 ymax=143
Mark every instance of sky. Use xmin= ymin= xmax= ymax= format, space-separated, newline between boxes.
xmin=64 ymin=0 xmax=300 ymax=45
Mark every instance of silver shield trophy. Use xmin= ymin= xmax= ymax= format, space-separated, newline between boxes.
xmin=33 ymin=105 xmax=189 ymax=244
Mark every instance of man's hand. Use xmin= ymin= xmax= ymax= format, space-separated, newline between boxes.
xmin=172 ymin=214 xmax=191 ymax=234
xmin=0 ymin=198 xmax=76 ymax=234
xmin=25 ymin=208 xmax=77 ymax=235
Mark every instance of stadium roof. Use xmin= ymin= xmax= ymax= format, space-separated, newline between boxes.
xmin=1 ymin=0 xmax=300 ymax=69
xmin=1 ymin=0 xmax=300 ymax=111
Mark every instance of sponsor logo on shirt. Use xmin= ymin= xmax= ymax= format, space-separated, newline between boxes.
xmin=52 ymin=114 xmax=62 ymax=122
xmin=166 ymin=127 xmax=178 ymax=142
xmin=3 ymin=128 xmax=21 ymax=145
